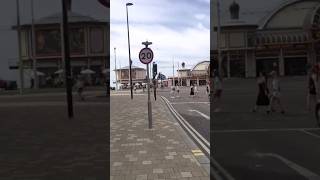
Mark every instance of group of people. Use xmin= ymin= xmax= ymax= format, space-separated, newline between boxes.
xmin=210 ymin=69 xmax=285 ymax=113
xmin=252 ymin=71 xmax=285 ymax=114
xmin=189 ymin=85 xmax=200 ymax=97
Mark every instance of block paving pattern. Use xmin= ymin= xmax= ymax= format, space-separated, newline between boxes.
xmin=110 ymin=95 xmax=209 ymax=180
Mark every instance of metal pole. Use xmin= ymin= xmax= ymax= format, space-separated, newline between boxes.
xmin=62 ymin=0 xmax=74 ymax=118
xmin=114 ymin=47 xmax=118 ymax=91
xmin=147 ymin=64 xmax=152 ymax=129
xmin=31 ymin=0 xmax=38 ymax=89
xmin=126 ymin=4 xmax=133 ymax=99
xmin=172 ymin=57 xmax=174 ymax=86
xmin=16 ymin=0 xmax=24 ymax=94
xmin=217 ymin=0 xmax=223 ymax=78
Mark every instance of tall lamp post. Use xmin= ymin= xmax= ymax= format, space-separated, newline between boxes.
xmin=16 ymin=0 xmax=24 ymax=94
xmin=217 ymin=0 xmax=223 ymax=78
xmin=62 ymin=0 xmax=74 ymax=118
xmin=114 ymin=47 xmax=118 ymax=91
xmin=31 ymin=0 xmax=38 ymax=89
xmin=126 ymin=2 xmax=133 ymax=99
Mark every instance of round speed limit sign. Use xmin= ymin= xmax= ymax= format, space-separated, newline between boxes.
xmin=139 ymin=48 xmax=154 ymax=64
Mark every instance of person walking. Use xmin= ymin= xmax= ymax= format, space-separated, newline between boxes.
xmin=253 ymin=72 xmax=270 ymax=113
xmin=212 ymin=71 xmax=223 ymax=112
xmin=268 ymin=71 xmax=285 ymax=114
xmin=190 ymin=84 xmax=195 ymax=97
xmin=194 ymin=85 xmax=199 ymax=97
xmin=307 ymin=70 xmax=318 ymax=112
xmin=176 ymin=86 xmax=180 ymax=98
xmin=76 ymin=76 xmax=85 ymax=101
xmin=170 ymin=86 xmax=175 ymax=98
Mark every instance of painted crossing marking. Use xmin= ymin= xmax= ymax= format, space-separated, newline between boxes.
xmin=254 ymin=152 xmax=320 ymax=180
xmin=301 ymin=130 xmax=320 ymax=139
xmin=214 ymin=128 xmax=320 ymax=133
xmin=188 ymin=110 xmax=210 ymax=120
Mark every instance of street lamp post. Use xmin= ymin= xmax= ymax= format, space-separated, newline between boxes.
xmin=114 ymin=47 xmax=118 ymax=91
xmin=16 ymin=0 xmax=24 ymax=94
xmin=62 ymin=0 xmax=74 ymax=118
xmin=217 ymin=0 xmax=223 ymax=78
xmin=31 ymin=0 xmax=38 ymax=89
xmin=126 ymin=2 xmax=133 ymax=99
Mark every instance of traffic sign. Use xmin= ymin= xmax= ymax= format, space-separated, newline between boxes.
xmin=139 ymin=48 xmax=153 ymax=64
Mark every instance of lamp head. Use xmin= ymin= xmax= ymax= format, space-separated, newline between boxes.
xmin=126 ymin=3 xmax=133 ymax=6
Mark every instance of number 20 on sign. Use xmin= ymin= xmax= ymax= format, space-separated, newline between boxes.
xmin=139 ymin=48 xmax=154 ymax=64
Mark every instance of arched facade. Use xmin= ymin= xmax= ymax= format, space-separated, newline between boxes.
xmin=212 ymin=0 xmax=320 ymax=77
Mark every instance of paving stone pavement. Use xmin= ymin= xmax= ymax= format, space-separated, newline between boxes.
xmin=110 ymin=95 xmax=209 ymax=180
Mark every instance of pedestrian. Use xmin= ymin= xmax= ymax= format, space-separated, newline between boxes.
xmin=190 ymin=84 xmax=195 ymax=97
xmin=134 ymin=85 xmax=137 ymax=93
xmin=76 ymin=76 xmax=85 ymax=101
xmin=206 ymin=85 xmax=210 ymax=95
xmin=253 ymin=72 xmax=270 ymax=113
xmin=194 ymin=85 xmax=199 ymax=97
xmin=176 ymin=86 xmax=180 ymax=98
xmin=212 ymin=71 xmax=223 ymax=112
xmin=268 ymin=71 xmax=285 ymax=114
xmin=170 ymin=86 xmax=175 ymax=98
xmin=307 ymin=70 xmax=318 ymax=112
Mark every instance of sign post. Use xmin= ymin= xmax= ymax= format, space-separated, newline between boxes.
xmin=139 ymin=41 xmax=153 ymax=129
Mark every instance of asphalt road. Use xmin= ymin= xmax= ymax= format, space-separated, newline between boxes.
xmin=159 ymin=86 xmax=210 ymax=142
xmin=0 ymin=90 xmax=109 ymax=179
xmin=213 ymin=76 xmax=320 ymax=180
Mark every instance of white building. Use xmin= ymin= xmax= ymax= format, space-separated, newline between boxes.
xmin=168 ymin=61 xmax=210 ymax=86
xmin=114 ymin=66 xmax=146 ymax=88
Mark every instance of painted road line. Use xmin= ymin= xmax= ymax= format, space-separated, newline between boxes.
xmin=162 ymin=96 xmax=235 ymax=180
xmin=161 ymin=96 xmax=210 ymax=154
xmin=170 ymin=102 xmax=210 ymax=105
xmin=301 ymin=130 xmax=320 ymax=139
xmin=110 ymin=94 xmax=146 ymax=96
xmin=214 ymin=128 xmax=320 ymax=133
xmin=189 ymin=109 xmax=210 ymax=120
xmin=254 ymin=152 xmax=320 ymax=180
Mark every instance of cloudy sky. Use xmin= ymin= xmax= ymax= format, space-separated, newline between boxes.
xmin=110 ymin=0 xmax=210 ymax=85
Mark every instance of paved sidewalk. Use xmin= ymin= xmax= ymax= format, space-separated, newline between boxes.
xmin=110 ymin=95 xmax=209 ymax=180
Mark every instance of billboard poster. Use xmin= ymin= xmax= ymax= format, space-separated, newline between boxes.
xmin=90 ymin=27 xmax=104 ymax=54
xmin=35 ymin=28 xmax=85 ymax=56
xmin=36 ymin=29 xmax=61 ymax=56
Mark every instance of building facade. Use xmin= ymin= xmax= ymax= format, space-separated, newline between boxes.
xmin=212 ymin=0 xmax=320 ymax=78
xmin=114 ymin=66 xmax=147 ymax=88
xmin=12 ymin=11 xmax=109 ymax=87
xmin=168 ymin=61 xmax=210 ymax=86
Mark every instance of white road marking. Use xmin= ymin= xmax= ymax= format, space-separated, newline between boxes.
xmin=110 ymin=94 xmax=145 ymax=96
xmin=188 ymin=110 xmax=210 ymax=120
xmin=300 ymin=130 xmax=320 ymax=139
xmin=254 ymin=152 xmax=320 ymax=180
xmin=170 ymin=102 xmax=210 ymax=105
xmin=214 ymin=128 xmax=320 ymax=133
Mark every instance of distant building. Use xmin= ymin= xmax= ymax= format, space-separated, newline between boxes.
xmin=12 ymin=11 xmax=109 ymax=87
xmin=212 ymin=0 xmax=320 ymax=77
xmin=168 ymin=61 xmax=210 ymax=86
xmin=114 ymin=66 xmax=147 ymax=88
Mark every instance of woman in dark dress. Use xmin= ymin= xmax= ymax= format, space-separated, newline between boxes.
xmin=253 ymin=72 xmax=270 ymax=113
xmin=307 ymin=71 xmax=317 ymax=111
xmin=190 ymin=85 xmax=195 ymax=97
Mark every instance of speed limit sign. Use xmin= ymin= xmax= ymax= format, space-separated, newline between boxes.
xmin=139 ymin=48 xmax=154 ymax=64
